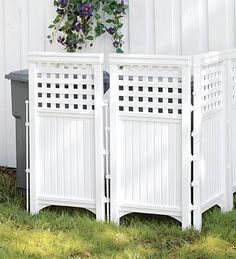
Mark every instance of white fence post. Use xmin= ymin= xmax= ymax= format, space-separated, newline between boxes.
xmin=192 ymin=56 xmax=202 ymax=231
xmin=94 ymin=62 xmax=106 ymax=221
xmin=109 ymin=63 xmax=119 ymax=224
xmin=28 ymin=61 xmax=38 ymax=214
xmin=228 ymin=49 xmax=236 ymax=196
xmin=223 ymin=53 xmax=233 ymax=211
xmin=181 ymin=64 xmax=192 ymax=229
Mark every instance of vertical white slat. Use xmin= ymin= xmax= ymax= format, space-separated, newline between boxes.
xmin=176 ymin=124 xmax=182 ymax=207
xmin=110 ymin=63 xmax=119 ymax=223
xmin=57 ymin=117 xmax=64 ymax=197
xmin=147 ymin=122 xmax=155 ymax=204
xmin=77 ymin=120 xmax=84 ymax=198
xmin=168 ymin=123 xmax=177 ymax=206
xmin=154 ymin=123 xmax=162 ymax=205
xmin=227 ymin=54 xmax=234 ymax=202
xmin=83 ymin=119 xmax=90 ymax=199
xmin=146 ymin=0 xmax=155 ymax=54
xmin=50 ymin=117 xmax=57 ymax=196
xmin=29 ymin=61 xmax=38 ymax=213
xmin=132 ymin=121 xmax=140 ymax=203
xmin=63 ymin=118 xmax=71 ymax=197
xmin=212 ymin=118 xmax=216 ymax=197
xmin=161 ymin=123 xmax=169 ymax=206
xmin=199 ymin=0 xmax=209 ymax=53
xmin=208 ymin=0 xmax=227 ymax=50
xmin=19 ymin=0 xmax=29 ymax=67
xmin=193 ymin=57 xmax=203 ymax=231
xmin=128 ymin=0 xmax=150 ymax=54
xmin=182 ymin=0 xmax=200 ymax=55
xmin=154 ymin=0 xmax=173 ymax=54
xmin=119 ymin=121 xmax=126 ymax=203
xmin=0 ymin=0 xmax=6 ymax=166
xmin=181 ymin=64 xmax=192 ymax=229
xmin=171 ymin=0 xmax=182 ymax=54
xmin=70 ymin=119 xmax=77 ymax=198
xmin=38 ymin=117 xmax=45 ymax=195
xmin=125 ymin=121 xmax=133 ymax=202
xmin=4 ymin=0 xmax=23 ymax=167
xmin=222 ymin=58 xmax=233 ymax=211
xmin=28 ymin=0 xmax=45 ymax=51
xmin=140 ymin=122 xmax=147 ymax=203
xmin=44 ymin=117 xmax=51 ymax=195
xmin=225 ymin=0 xmax=235 ymax=48
xmin=94 ymin=61 xmax=105 ymax=221
xmin=90 ymin=119 xmax=96 ymax=200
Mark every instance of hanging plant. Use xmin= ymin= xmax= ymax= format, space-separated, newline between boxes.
xmin=48 ymin=0 xmax=128 ymax=53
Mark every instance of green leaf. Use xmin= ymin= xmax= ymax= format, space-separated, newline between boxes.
xmin=116 ymin=48 xmax=124 ymax=53
xmin=95 ymin=13 xmax=101 ymax=19
xmin=86 ymin=35 xmax=94 ymax=41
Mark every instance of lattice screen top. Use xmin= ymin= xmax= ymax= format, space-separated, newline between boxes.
xmin=35 ymin=62 xmax=95 ymax=113
xmin=201 ymin=62 xmax=223 ymax=115
xmin=116 ymin=65 xmax=183 ymax=119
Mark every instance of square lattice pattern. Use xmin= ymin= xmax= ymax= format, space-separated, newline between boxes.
xmin=116 ymin=65 xmax=183 ymax=119
xmin=35 ymin=63 xmax=95 ymax=113
xmin=201 ymin=62 xmax=223 ymax=114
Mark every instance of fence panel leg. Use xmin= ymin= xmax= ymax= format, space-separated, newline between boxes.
xmin=181 ymin=65 xmax=192 ymax=230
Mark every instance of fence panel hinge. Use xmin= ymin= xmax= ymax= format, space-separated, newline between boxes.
xmin=191 ymin=180 xmax=199 ymax=187
xmin=103 ymin=149 xmax=109 ymax=156
xmin=103 ymin=197 xmax=110 ymax=203
xmin=105 ymin=174 xmax=111 ymax=179
xmin=190 ymin=155 xmax=197 ymax=161
xmin=102 ymin=100 xmax=109 ymax=107
xmin=191 ymin=131 xmax=198 ymax=137
xmin=190 ymin=204 xmax=194 ymax=211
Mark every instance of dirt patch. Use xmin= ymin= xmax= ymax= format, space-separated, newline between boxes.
xmin=0 ymin=167 xmax=16 ymax=181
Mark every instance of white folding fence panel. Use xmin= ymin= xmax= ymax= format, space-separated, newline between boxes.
xmin=29 ymin=53 xmax=105 ymax=220
xmin=193 ymin=51 xmax=233 ymax=230
xmin=229 ymin=50 xmax=236 ymax=194
xmin=109 ymin=54 xmax=192 ymax=229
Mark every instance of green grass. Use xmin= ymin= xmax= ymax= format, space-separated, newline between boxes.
xmin=0 ymin=173 xmax=235 ymax=258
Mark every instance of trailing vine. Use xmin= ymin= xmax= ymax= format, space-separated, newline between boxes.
xmin=48 ymin=0 xmax=128 ymax=53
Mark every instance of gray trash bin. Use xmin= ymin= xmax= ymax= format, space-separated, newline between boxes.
xmin=5 ymin=70 xmax=29 ymax=198
xmin=5 ymin=70 xmax=110 ymax=199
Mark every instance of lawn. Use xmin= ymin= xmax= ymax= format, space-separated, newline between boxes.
xmin=0 ymin=172 xmax=235 ymax=258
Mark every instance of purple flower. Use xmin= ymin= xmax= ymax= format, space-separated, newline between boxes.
xmin=57 ymin=36 xmax=65 ymax=45
xmin=81 ymin=2 xmax=93 ymax=16
xmin=74 ymin=22 xmax=83 ymax=32
xmin=59 ymin=0 xmax=68 ymax=8
xmin=106 ymin=27 xmax=116 ymax=35
xmin=113 ymin=41 xmax=119 ymax=48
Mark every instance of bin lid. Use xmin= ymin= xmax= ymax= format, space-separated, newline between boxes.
xmin=5 ymin=69 xmax=110 ymax=89
xmin=5 ymin=69 xmax=28 ymax=83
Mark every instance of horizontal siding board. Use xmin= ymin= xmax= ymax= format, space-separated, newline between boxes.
xmin=0 ymin=1 xmax=6 ymax=165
